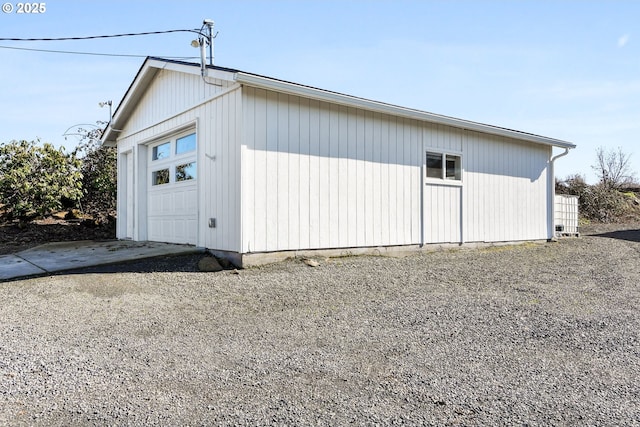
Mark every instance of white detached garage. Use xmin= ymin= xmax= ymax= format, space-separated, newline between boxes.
xmin=102 ymin=57 xmax=575 ymax=266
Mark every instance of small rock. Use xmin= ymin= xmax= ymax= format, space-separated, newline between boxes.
xmin=198 ymin=257 xmax=223 ymax=272
xmin=303 ymin=258 xmax=320 ymax=267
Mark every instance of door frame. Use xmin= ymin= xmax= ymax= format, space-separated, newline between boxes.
xmin=421 ymin=148 xmax=464 ymax=245
xmin=117 ymin=149 xmax=135 ymax=240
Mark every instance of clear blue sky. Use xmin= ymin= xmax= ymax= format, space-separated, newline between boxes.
xmin=1 ymin=0 xmax=638 ymax=183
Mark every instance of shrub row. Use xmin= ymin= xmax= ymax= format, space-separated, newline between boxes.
xmin=0 ymin=139 xmax=116 ymax=222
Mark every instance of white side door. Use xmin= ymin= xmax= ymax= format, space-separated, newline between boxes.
xmin=423 ymin=150 xmax=463 ymax=244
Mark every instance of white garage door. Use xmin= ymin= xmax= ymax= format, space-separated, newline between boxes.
xmin=147 ymin=131 xmax=198 ymax=245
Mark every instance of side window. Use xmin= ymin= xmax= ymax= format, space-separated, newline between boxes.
xmin=426 ymin=151 xmax=462 ymax=181
xmin=426 ymin=152 xmax=443 ymax=179
xmin=445 ymin=154 xmax=461 ymax=180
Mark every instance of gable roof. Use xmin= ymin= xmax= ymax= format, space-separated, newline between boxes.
xmin=102 ymin=56 xmax=576 ymax=150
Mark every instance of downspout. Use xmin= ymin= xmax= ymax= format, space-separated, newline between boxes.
xmin=549 ymin=148 xmax=570 ymax=240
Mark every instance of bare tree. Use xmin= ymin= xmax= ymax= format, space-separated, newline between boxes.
xmin=592 ymin=146 xmax=636 ymax=189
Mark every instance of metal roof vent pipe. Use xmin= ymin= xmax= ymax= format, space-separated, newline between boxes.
xmin=203 ymin=19 xmax=215 ymax=66
xmin=191 ymin=19 xmax=215 ymax=77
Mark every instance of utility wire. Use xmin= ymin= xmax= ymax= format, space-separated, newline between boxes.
xmin=0 ymin=44 xmax=198 ymax=59
xmin=0 ymin=28 xmax=203 ymax=42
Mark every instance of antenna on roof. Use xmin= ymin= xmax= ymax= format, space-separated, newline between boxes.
xmin=203 ymin=19 xmax=214 ymax=66
xmin=191 ymin=19 xmax=215 ymax=77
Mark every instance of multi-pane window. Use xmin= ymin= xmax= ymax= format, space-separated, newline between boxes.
xmin=150 ymin=132 xmax=197 ymax=186
xmin=426 ymin=151 xmax=462 ymax=181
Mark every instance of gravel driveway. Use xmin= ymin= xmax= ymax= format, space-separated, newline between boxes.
xmin=1 ymin=224 xmax=640 ymax=426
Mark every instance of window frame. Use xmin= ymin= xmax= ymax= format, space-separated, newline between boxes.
xmin=425 ymin=149 xmax=463 ymax=184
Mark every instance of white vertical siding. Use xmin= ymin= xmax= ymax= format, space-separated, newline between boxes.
xmin=462 ymin=131 xmax=550 ymax=242
xmin=424 ymin=123 xmax=463 ymax=152
xmin=308 ymin=99 xmax=321 ymax=248
xmin=123 ymin=69 xmax=233 ymax=136
xmin=266 ymin=91 xmax=279 ymax=251
xmin=116 ymin=72 xmax=242 ymax=252
xmin=297 ymin=98 xmax=310 ymax=249
xmin=240 ymin=86 xmax=553 ymax=253
xmin=201 ymin=86 xmax=243 ymax=251
xmin=288 ymin=96 xmax=301 ymax=250
xmin=241 ymin=87 xmax=423 ymax=253
xmin=356 ymin=109 xmax=366 ymax=245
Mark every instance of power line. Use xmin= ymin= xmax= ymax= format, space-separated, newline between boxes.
xmin=0 ymin=44 xmax=198 ymax=59
xmin=0 ymin=29 xmax=203 ymax=42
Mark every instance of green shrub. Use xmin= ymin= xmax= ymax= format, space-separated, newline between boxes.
xmin=77 ymin=140 xmax=117 ymax=219
xmin=0 ymin=140 xmax=83 ymax=220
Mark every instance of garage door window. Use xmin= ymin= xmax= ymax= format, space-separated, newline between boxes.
xmin=152 ymin=168 xmax=170 ymax=186
xmin=176 ymin=162 xmax=197 ymax=181
xmin=152 ymin=142 xmax=170 ymax=161
xmin=149 ymin=131 xmax=197 ymax=186
xmin=176 ymin=133 xmax=196 ymax=155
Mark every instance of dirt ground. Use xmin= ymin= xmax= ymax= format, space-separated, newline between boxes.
xmin=0 ymin=216 xmax=116 ymax=255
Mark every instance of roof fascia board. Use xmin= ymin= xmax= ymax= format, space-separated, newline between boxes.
xmin=234 ymin=72 xmax=575 ymax=149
